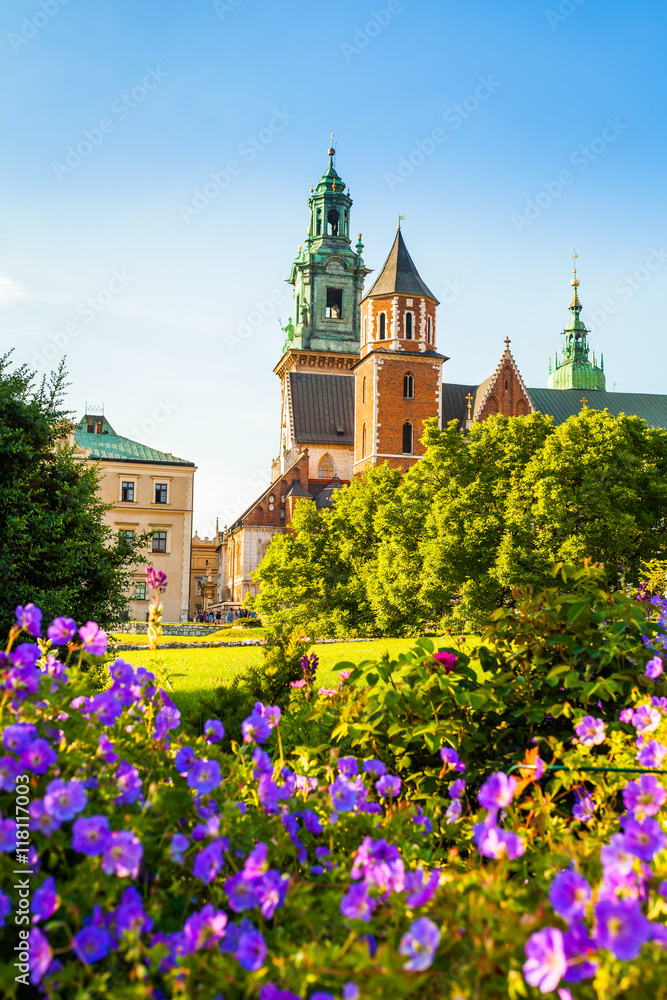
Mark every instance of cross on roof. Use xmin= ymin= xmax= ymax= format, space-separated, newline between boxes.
xmin=581 ymin=396 xmax=588 ymax=408
xmin=465 ymin=392 xmax=473 ymax=419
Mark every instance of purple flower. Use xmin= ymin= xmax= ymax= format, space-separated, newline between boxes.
xmin=102 ymin=830 xmax=143 ymax=878
xmin=523 ymin=928 xmax=566 ymax=993
xmin=440 ymin=747 xmax=465 ymax=772
xmin=255 ymin=870 xmax=290 ymax=919
xmin=623 ymin=775 xmax=666 ymax=819
xmin=115 ymin=761 xmax=142 ymax=805
xmin=236 ymin=927 xmax=267 ymax=971
xmin=620 ymin=708 xmax=634 ymax=723
xmin=0 ymin=890 xmax=10 ymax=928
xmin=89 ymin=690 xmax=123 ymax=727
xmin=621 ymin=816 xmax=667 ymax=862
xmin=412 ymin=805 xmax=432 ymax=834
xmin=433 ymin=650 xmax=457 ymax=672
xmin=477 ymin=772 xmax=517 ymax=810
xmin=562 ymin=923 xmax=599 ymax=983
xmin=300 ymin=653 xmax=319 ymax=682
xmin=32 ymin=877 xmax=58 ymax=923
xmin=187 ymin=759 xmax=221 ymax=796
xmin=646 ymin=656 xmax=664 ymax=680
xmin=595 ymin=898 xmax=650 ymax=960
xmin=10 ymin=642 xmax=40 ymax=670
xmin=260 ymin=988 xmax=301 ymax=1000
xmin=193 ymin=840 xmax=224 ymax=883
xmin=330 ymin=776 xmax=359 ymax=812
xmin=445 ymin=799 xmax=462 ymax=824
xmin=115 ymin=885 xmax=154 ymax=937
xmin=154 ymin=705 xmax=181 ymax=740
xmin=637 ymin=740 xmax=667 ymax=768
xmin=72 ymin=925 xmax=111 ymax=964
xmin=600 ymin=833 xmax=635 ymax=875
xmin=404 ymin=868 xmax=440 ymax=907
xmin=97 ymin=734 xmax=119 ymax=763
xmin=43 ymin=778 xmax=87 ymax=821
xmin=258 ymin=774 xmax=284 ymax=814
xmin=225 ymin=872 xmax=260 ymax=912
xmin=29 ymin=926 xmax=52 ymax=984
xmin=572 ymin=786 xmax=595 ymax=823
xmin=204 ymin=719 xmax=225 ymax=743
xmin=78 ymin=621 xmax=108 ymax=657
xmin=15 ymin=603 xmax=43 ymax=637
xmin=20 ymin=738 xmax=57 ymax=776
xmin=375 ymin=774 xmax=401 ymax=798
xmin=362 ymin=759 xmax=386 ymax=776
xmin=549 ymin=870 xmax=591 ymax=923
xmin=449 ymin=778 xmax=466 ymax=799
xmin=473 ymin=822 xmax=525 ymax=860
xmin=0 ymin=819 xmax=16 ymax=852
xmin=29 ymin=800 xmax=61 ymax=837
xmin=170 ymin=833 xmax=189 ymax=864
xmin=398 ymin=916 xmax=441 ymax=972
xmin=146 ymin=565 xmax=167 ymax=591
xmin=340 ymin=883 xmax=375 ymax=922
xmin=72 ymin=815 xmax=110 ymax=856
xmin=264 ymin=705 xmax=281 ymax=728
xmin=175 ymin=746 xmax=196 ymax=774
xmin=0 ymin=755 xmax=21 ymax=792
xmin=242 ymin=712 xmax=271 ymax=745
xmin=3 ymin=723 xmax=37 ymax=753
xmin=633 ymin=704 xmax=662 ymax=735
xmin=243 ymin=842 xmax=269 ymax=877
xmin=574 ymin=716 xmax=606 ymax=746
xmin=338 ymin=756 xmax=358 ymax=777
xmin=47 ymin=617 xmax=77 ymax=646
xmin=342 ymin=983 xmax=360 ymax=1000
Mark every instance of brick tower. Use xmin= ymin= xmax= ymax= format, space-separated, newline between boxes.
xmin=353 ymin=225 xmax=446 ymax=473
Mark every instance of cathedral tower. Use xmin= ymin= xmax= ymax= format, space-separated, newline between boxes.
xmin=548 ymin=252 xmax=605 ymax=391
xmin=353 ymin=225 xmax=446 ymax=473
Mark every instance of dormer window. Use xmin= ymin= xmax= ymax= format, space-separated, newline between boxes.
xmin=87 ymin=422 xmax=94 ymax=433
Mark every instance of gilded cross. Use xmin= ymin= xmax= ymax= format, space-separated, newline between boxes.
xmin=466 ymin=392 xmax=473 ymax=420
xmin=581 ymin=396 xmax=588 ymax=409
xmin=572 ymin=246 xmax=578 ymax=276
xmin=504 ymin=337 xmax=511 ymax=348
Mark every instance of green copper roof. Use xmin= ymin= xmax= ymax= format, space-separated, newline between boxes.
xmin=527 ymin=389 xmax=667 ymax=430
xmin=547 ymin=258 xmax=605 ymax=391
xmin=74 ymin=415 xmax=195 ymax=466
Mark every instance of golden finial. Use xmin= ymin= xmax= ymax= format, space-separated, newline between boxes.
xmin=504 ymin=337 xmax=511 ymax=348
xmin=328 ymin=131 xmax=335 ymax=157
xmin=310 ymin=184 xmax=313 ymax=194
xmin=581 ymin=396 xmax=588 ymax=409
xmin=465 ymin=392 xmax=473 ymax=420
xmin=571 ymin=246 xmax=580 ymax=287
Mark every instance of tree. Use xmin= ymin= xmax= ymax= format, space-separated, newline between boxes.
xmin=0 ymin=354 xmax=144 ymax=632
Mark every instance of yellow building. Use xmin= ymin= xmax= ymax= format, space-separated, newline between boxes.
xmin=189 ymin=532 xmax=219 ymax=618
xmin=71 ymin=413 xmax=196 ymax=622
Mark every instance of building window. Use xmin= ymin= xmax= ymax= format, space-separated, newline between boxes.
xmin=402 ymin=421 xmax=413 ymax=454
xmin=119 ymin=529 xmax=134 ymax=549
xmin=405 ymin=312 xmax=413 ymax=339
xmin=327 ymin=208 xmax=339 ymax=236
xmin=316 ymin=209 xmax=322 ymax=235
xmin=427 ymin=316 xmax=432 ymax=344
xmin=362 ymin=376 xmax=366 ymax=403
xmin=134 ymin=582 xmax=147 ymax=600
xmin=296 ymin=295 xmax=300 ymax=322
xmin=280 ymin=507 xmax=285 ymax=520
xmin=154 ymin=483 xmax=168 ymax=504
xmin=326 ymin=287 xmax=342 ymax=319
xmin=121 ymin=481 xmax=135 ymax=503
xmin=363 ymin=316 xmax=367 ymax=343
xmin=152 ymin=531 xmax=167 ymax=553
xmin=362 ymin=423 xmax=366 ymax=458
xmin=403 ymin=373 xmax=414 ymax=399
xmin=87 ymin=422 xmax=95 ymax=433
xmin=379 ymin=313 xmax=386 ymax=340
xmin=319 ymin=453 xmax=335 ymax=479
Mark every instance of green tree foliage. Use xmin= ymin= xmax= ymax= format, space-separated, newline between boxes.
xmin=0 ymin=354 xmax=143 ymax=631
xmin=254 ymin=409 xmax=667 ymax=634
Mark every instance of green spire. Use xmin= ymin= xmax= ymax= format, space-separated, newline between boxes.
xmin=547 ymin=250 xmax=606 ymax=391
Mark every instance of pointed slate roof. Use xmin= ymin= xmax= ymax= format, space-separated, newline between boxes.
xmin=362 ymin=229 xmax=438 ymax=302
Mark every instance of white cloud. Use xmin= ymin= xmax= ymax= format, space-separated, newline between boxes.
xmin=0 ymin=272 xmax=27 ymax=305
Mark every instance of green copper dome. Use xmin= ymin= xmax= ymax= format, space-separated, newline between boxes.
xmin=547 ymin=255 xmax=605 ymax=391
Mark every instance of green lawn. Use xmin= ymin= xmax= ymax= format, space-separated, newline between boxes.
xmin=122 ymin=636 xmax=452 ymax=714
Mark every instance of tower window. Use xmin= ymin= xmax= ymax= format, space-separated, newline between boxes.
xmin=379 ymin=313 xmax=386 ymax=340
xmin=318 ymin=453 xmax=335 ymax=479
xmin=362 ymin=376 xmax=366 ymax=403
xmin=403 ymin=373 xmax=414 ymax=399
xmin=363 ymin=316 xmax=367 ymax=343
xmin=402 ymin=421 xmax=413 ymax=455
xmin=362 ymin=423 xmax=366 ymax=458
xmin=405 ymin=312 xmax=413 ymax=339
xmin=427 ymin=316 xmax=432 ymax=344
xmin=505 ymin=380 xmax=508 ymax=390
xmin=316 ymin=209 xmax=322 ymax=235
xmin=327 ymin=209 xmax=339 ymax=236
xmin=296 ymin=295 xmax=300 ymax=322
xmin=326 ymin=288 xmax=342 ymax=319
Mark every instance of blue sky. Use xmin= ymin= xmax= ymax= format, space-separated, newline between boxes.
xmin=1 ymin=0 xmax=666 ymax=534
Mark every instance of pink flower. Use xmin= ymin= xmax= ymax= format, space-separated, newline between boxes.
xmin=78 ymin=622 xmax=108 ymax=657
xmin=523 ymin=928 xmax=566 ymax=994
xmin=574 ymin=716 xmax=606 ymax=747
xmin=338 ymin=669 xmax=353 ymax=681
xmin=290 ymin=679 xmax=306 ymax=689
xmin=646 ymin=657 xmax=664 ymax=680
xmin=318 ymin=688 xmax=337 ymax=698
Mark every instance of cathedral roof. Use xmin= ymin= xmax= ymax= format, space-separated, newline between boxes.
xmin=290 ymin=372 xmax=355 ymax=445
xmin=526 ymin=388 xmax=667 ymax=429
xmin=362 ymin=229 xmax=438 ymax=302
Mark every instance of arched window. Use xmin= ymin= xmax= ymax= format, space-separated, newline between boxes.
xmin=427 ymin=316 xmax=432 ymax=343
xmin=318 ymin=453 xmax=335 ymax=479
xmin=362 ymin=424 xmax=366 ymax=458
xmin=316 ymin=209 xmax=322 ymax=235
xmin=379 ymin=313 xmax=386 ymax=340
xmin=403 ymin=373 xmax=414 ymax=398
xmin=362 ymin=376 xmax=366 ymax=403
xmin=402 ymin=422 xmax=413 ymax=454
xmin=327 ymin=209 xmax=339 ymax=236
xmin=405 ymin=312 xmax=413 ymax=339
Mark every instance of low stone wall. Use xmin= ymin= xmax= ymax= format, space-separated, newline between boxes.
xmin=113 ymin=623 xmax=230 ymax=637
xmin=115 ymin=640 xmax=264 ymax=651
